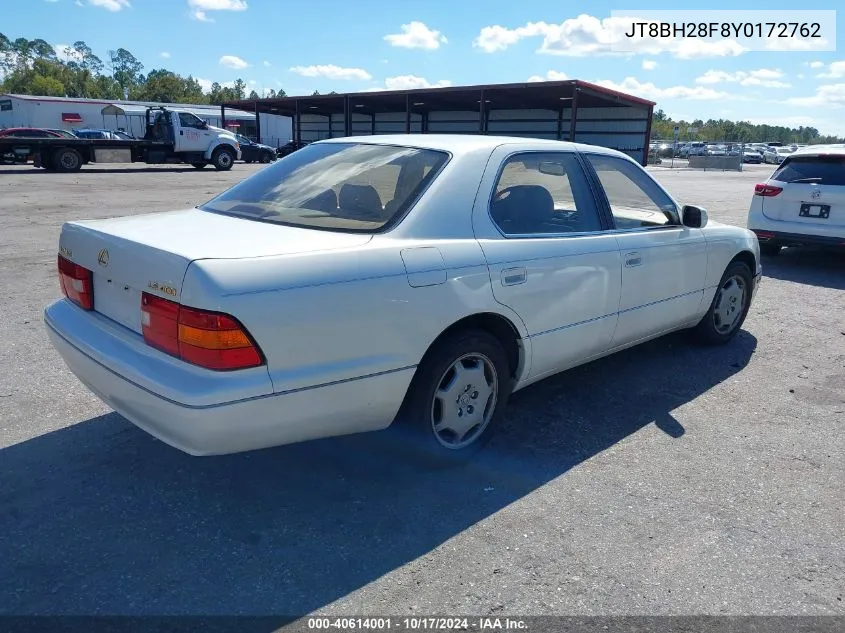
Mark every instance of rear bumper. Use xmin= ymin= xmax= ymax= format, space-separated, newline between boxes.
xmin=751 ymin=228 xmax=845 ymax=248
xmin=44 ymin=299 xmax=414 ymax=455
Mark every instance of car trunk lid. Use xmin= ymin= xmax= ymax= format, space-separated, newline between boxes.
xmin=58 ymin=208 xmax=372 ymax=334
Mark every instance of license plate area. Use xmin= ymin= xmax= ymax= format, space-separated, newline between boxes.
xmin=799 ymin=203 xmax=830 ymax=219
xmin=93 ymin=273 xmax=142 ymax=333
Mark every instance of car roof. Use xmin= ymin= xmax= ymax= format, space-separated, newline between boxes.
xmin=313 ymin=133 xmax=628 ymax=159
xmin=789 ymin=144 xmax=845 ymax=157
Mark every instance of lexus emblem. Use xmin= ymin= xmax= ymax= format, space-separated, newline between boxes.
xmin=810 ymin=189 xmax=821 ymax=200
xmin=97 ymin=248 xmax=110 ymax=267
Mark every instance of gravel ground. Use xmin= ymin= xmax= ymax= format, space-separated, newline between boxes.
xmin=0 ymin=161 xmax=842 ymax=618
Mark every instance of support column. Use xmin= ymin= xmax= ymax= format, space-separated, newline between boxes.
xmin=556 ymin=106 xmax=564 ymax=140
xmin=220 ymin=104 xmax=226 ymax=129
xmin=405 ymin=94 xmax=411 ymax=134
xmin=294 ymin=100 xmax=301 ymax=144
xmin=254 ymin=101 xmax=261 ymax=143
xmin=344 ymin=96 xmax=351 ymax=137
xmin=643 ymin=105 xmax=654 ymax=167
xmin=569 ymin=88 xmax=579 ymax=142
xmin=371 ymin=113 xmax=376 ymax=135
xmin=479 ymin=89 xmax=487 ymax=134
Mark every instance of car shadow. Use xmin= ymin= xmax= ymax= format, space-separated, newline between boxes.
xmin=762 ymin=247 xmax=845 ymax=290
xmin=1 ymin=330 xmax=757 ymax=616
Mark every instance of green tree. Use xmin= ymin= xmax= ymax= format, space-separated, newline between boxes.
xmin=108 ymin=47 xmax=143 ymax=94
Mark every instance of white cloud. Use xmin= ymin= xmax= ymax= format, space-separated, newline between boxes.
xmin=45 ymin=0 xmax=60 ymax=3
xmin=289 ymin=64 xmax=372 ymax=81
xmin=384 ymin=75 xmax=452 ymax=90
xmin=808 ymin=61 xmax=825 ymax=69
xmin=219 ymin=55 xmax=249 ymax=69
xmin=75 ymin=0 xmax=83 ymax=5
xmin=642 ymin=59 xmax=657 ymax=70
xmin=197 ymin=78 xmax=235 ymax=92
xmin=526 ymin=70 xmax=569 ymax=82
xmin=798 ymin=74 xmax=805 ymax=79
xmin=263 ymin=60 xmax=271 ymax=67
xmin=818 ymin=61 xmax=845 ymax=79
xmin=87 ymin=0 xmax=130 ymax=10
xmin=695 ymin=68 xmax=790 ymax=88
xmin=473 ymin=15 xmax=746 ymax=58
xmin=159 ymin=51 xmax=171 ymax=59
xmin=248 ymin=79 xmax=257 ymax=85
xmin=765 ymin=37 xmax=829 ymax=52
xmin=188 ymin=0 xmax=246 ymax=22
xmin=384 ymin=21 xmax=447 ymax=50
xmin=595 ymin=76 xmax=732 ymax=101
xmin=787 ymin=83 xmax=845 ymax=108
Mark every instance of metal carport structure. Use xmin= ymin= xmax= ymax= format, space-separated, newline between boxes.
xmin=222 ymin=79 xmax=656 ymax=165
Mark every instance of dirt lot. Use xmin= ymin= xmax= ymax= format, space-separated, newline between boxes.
xmin=0 ymin=162 xmax=843 ymax=617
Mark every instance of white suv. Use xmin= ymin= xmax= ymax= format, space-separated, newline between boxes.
xmin=747 ymin=145 xmax=845 ymax=256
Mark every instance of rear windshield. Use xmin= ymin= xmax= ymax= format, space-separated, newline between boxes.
xmin=771 ymin=155 xmax=845 ymax=185
xmin=200 ymin=142 xmax=449 ymax=232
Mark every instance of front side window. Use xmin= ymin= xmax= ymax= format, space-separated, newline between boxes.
xmin=585 ymin=154 xmax=679 ymax=229
xmin=489 ymin=152 xmax=603 ymax=236
xmin=200 ymin=142 xmax=449 ymax=232
xmin=179 ymin=112 xmax=205 ymax=129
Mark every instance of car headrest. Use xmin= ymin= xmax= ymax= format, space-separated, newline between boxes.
xmin=491 ymin=185 xmax=555 ymax=231
xmin=339 ymin=184 xmax=383 ymax=218
xmin=302 ymin=189 xmax=338 ymax=213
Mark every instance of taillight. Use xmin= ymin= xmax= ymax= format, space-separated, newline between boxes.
xmin=141 ymin=292 xmax=264 ymax=371
xmin=58 ymin=255 xmax=93 ymax=310
xmin=754 ymin=183 xmax=783 ymax=197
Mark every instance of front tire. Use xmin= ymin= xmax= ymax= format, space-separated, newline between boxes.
xmin=691 ymin=260 xmax=753 ymax=345
xmin=394 ymin=329 xmax=511 ymax=465
xmin=260 ymin=151 xmax=273 ymax=164
xmin=211 ymin=146 xmax=235 ymax=171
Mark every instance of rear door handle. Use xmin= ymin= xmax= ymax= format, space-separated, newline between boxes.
xmin=501 ymin=267 xmax=527 ymax=286
xmin=624 ymin=252 xmax=642 ymax=268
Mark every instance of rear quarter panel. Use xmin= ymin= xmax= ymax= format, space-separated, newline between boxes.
xmin=180 ymin=238 xmax=523 ymax=395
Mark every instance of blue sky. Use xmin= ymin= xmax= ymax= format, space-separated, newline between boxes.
xmin=4 ymin=0 xmax=845 ymax=134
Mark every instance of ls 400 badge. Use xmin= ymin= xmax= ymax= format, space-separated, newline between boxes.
xmin=147 ymin=281 xmax=177 ymax=297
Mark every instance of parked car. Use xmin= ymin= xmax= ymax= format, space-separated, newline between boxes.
xmin=0 ymin=127 xmax=64 ymax=138
xmin=747 ymin=145 xmax=844 ymax=255
xmin=276 ymin=139 xmax=309 ymax=158
xmin=44 ymin=135 xmax=761 ymax=460
xmin=236 ymin=134 xmax=277 ymax=163
xmin=112 ymin=130 xmax=135 ymax=140
xmin=764 ymin=147 xmax=795 ymax=164
xmin=0 ymin=127 xmax=69 ymax=164
xmin=74 ymin=129 xmax=124 ymax=140
xmin=742 ymin=149 xmax=763 ymax=164
xmin=683 ymin=142 xmax=707 ymax=158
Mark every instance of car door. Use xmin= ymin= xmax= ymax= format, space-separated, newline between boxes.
xmin=176 ymin=112 xmax=207 ymax=152
xmin=472 ymin=147 xmax=622 ymax=382
xmin=581 ymin=152 xmax=708 ymax=348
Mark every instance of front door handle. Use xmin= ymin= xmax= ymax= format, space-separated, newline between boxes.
xmin=624 ymin=252 xmax=642 ymax=268
xmin=501 ymin=267 xmax=527 ymax=286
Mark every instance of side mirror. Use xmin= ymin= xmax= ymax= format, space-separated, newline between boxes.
xmin=201 ymin=120 xmax=209 ymax=129
xmin=682 ymin=205 xmax=708 ymax=228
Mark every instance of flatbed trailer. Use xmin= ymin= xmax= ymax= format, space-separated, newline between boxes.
xmin=0 ymin=106 xmax=241 ymax=172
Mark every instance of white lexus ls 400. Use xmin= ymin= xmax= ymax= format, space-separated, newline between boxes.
xmin=45 ymin=135 xmax=762 ymax=460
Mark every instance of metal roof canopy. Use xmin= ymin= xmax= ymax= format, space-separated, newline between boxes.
xmin=221 ymin=80 xmax=655 ymax=118
xmin=101 ymin=103 xmax=254 ymax=119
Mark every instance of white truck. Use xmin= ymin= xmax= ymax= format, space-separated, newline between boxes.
xmin=0 ymin=106 xmax=242 ymax=172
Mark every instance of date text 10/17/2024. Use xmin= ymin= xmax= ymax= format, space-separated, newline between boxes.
xmin=307 ymin=617 xmax=529 ymax=631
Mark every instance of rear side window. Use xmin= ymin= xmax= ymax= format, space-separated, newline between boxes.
xmin=200 ymin=142 xmax=449 ymax=232
xmin=771 ymin=156 xmax=845 ymax=186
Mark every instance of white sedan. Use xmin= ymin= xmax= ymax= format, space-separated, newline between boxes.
xmin=44 ymin=135 xmax=762 ymax=460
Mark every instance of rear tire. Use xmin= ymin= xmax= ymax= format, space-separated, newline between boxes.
xmin=191 ymin=162 xmax=207 ymax=169
xmin=55 ymin=148 xmax=82 ymax=173
xmin=260 ymin=151 xmax=273 ymax=164
xmin=392 ymin=329 xmax=511 ymax=466
xmin=211 ymin=146 xmax=235 ymax=171
xmin=691 ymin=260 xmax=753 ymax=345
xmin=759 ymin=241 xmax=782 ymax=256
